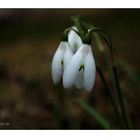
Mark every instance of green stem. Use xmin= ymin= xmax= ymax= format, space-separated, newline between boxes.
xmin=89 ymin=26 xmax=131 ymax=128
xmin=113 ymin=66 xmax=131 ymax=128
xmin=71 ymin=16 xmax=85 ymax=41
xmin=97 ymin=66 xmax=123 ymax=127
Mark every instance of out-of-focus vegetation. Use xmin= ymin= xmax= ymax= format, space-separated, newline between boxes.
xmin=0 ymin=9 xmax=140 ymax=129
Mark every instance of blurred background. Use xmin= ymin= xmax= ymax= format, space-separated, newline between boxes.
xmin=0 ymin=9 xmax=140 ymax=129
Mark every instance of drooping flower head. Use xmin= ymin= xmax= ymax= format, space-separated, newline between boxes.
xmin=51 ymin=27 xmax=82 ymax=84
xmin=52 ymin=24 xmax=96 ymax=92
xmin=51 ymin=28 xmax=74 ymax=84
xmin=63 ymin=43 xmax=96 ymax=92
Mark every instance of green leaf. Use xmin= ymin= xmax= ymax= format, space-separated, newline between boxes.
xmin=77 ymin=99 xmax=111 ymax=129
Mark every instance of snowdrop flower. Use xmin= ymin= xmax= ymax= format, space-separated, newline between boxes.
xmin=51 ymin=41 xmax=73 ymax=84
xmin=68 ymin=26 xmax=83 ymax=53
xmin=63 ymin=44 xmax=96 ymax=92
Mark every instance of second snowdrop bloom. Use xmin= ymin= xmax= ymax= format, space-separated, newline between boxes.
xmin=51 ymin=41 xmax=73 ymax=84
xmin=63 ymin=44 xmax=96 ymax=92
xmin=68 ymin=26 xmax=83 ymax=53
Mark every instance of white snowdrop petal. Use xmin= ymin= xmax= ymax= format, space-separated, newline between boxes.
xmin=68 ymin=26 xmax=82 ymax=53
xmin=51 ymin=44 xmax=63 ymax=84
xmin=64 ymin=43 xmax=73 ymax=69
xmin=63 ymin=46 xmax=83 ymax=88
xmin=75 ymin=71 xmax=84 ymax=89
xmin=84 ymin=48 xmax=96 ymax=92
